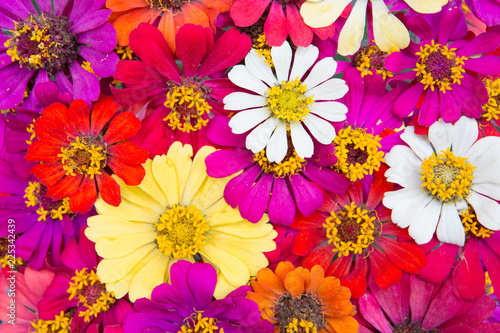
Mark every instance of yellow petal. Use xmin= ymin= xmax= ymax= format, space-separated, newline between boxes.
xmin=212 ymin=220 xmax=275 ymax=238
xmin=95 ymin=232 xmax=157 ymax=259
xmin=212 ymin=269 xmax=240 ymax=299
xmin=129 ymin=251 xmax=169 ymax=302
xmin=113 ymin=175 xmax=165 ymax=214
xmin=405 ymin=0 xmax=448 ymax=13
xmin=138 ymin=158 xmax=168 ymax=208
xmin=203 ymin=198 xmax=231 ymax=220
xmin=166 ymin=141 xmax=193 ymax=200
xmin=372 ymin=0 xmax=410 ymax=52
xmin=181 ymin=145 xmax=216 ymax=205
xmin=95 ymin=196 xmax=160 ymax=222
xmin=151 ymin=154 xmax=178 ymax=206
xmin=300 ymin=0 xmax=352 ymax=28
xmin=191 ymin=172 xmax=235 ymax=212
xmin=86 ymin=215 xmax=154 ymax=241
xmin=338 ymin=0 xmax=368 ymax=56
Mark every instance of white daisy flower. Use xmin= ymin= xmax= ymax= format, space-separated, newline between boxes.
xmin=224 ymin=41 xmax=348 ymax=163
xmin=383 ymin=116 xmax=500 ymax=246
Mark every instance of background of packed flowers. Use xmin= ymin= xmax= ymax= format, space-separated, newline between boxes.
xmin=1 ymin=0 xmax=500 ymax=332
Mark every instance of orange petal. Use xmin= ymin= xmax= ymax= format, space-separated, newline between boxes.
xmin=284 ymin=270 xmax=305 ymax=298
xmin=317 ymin=276 xmax=342 ymax=299
xmin=113 ymin=8 xmax=160 ymax=46
xmin=158 ymin=12 xmax=176 ymax=55
xmin=256 ymin=268 xmax=287 ymax=295
xmin=106 ymin=0 xmax=148 ymax=12
xmin=324 ymin=316 xmax=359 ymax=333
xmin=307 ymin=265 xmax=325 ymax=295
xmin=251 ymin=279 xmax=281 ymax=300
xmin=246 ymin=292 xmax=275 ymax=309
xmin=295 ymin=267 xmax=311 ymax=291
xmin=275 ymin=261 xmax=295 ymax=284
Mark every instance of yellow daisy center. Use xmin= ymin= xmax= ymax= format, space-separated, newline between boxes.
xmin=31 ymin=311 xmax=72 ymax=333
xmin=24 ymin=181 xmax=71 ymax=221
xmin=277 ymin=295 xmax=323 ymax=333
xmin=419 ymin=148 xmax=475 ymax=203
xmin=254 ymin=33 xmax=273 ymax=67
xmin=154 ymin=204 xmax=210 ymax=259
xmin=324 ymin=202 xmax=377 ymax=257
xmin=333 ymin=127 xmax=385 ymax=182
xmin=286 ymin=318 xmax=318 ymax=333
xmin=353 ymin=44 xmax=393 ymax=80
xmin=164 ymin=84 xmax=211 ymax=133
xmin=254 ymin=148 xmax=306 ymax=177
xmin=178 ymin=311 xmax=224 ymax=333
xmin=482 ymin=78 xmax=500 ymax=121
xmin=0 ymin=237 xmax=23 ymax=268
xmin=266 ymin=78 xmax=313 ymax=123
xmin=414 ymin=40 xmax=467 ymax=93
xmin=146 ymin=0 xmax=189 ymax=11
xmin=58 ymin=136 xmax=107 ymax=179
xmin=460 ymin=207 xmax=493 ymax=238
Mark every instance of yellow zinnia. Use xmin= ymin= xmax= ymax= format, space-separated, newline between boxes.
xmin=85 ymin=142 xmax=277 ymax=302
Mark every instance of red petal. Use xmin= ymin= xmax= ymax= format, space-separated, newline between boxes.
xmin=339 ymin=256 xmax=368 ymax=299
xmin=370 ymin=247 xmax=402 ymax=290
xmin=69 ymin=176 xmax=97 ymax=214
xmin=96 ymin=173 xmax=121 ymax=207
xmin=46 ymin=174 xmax=83 ymax=201
xmin=107 ymin=157 xmax=145 ymax=186
xmin=452 ymin=238 xmax=484 ymax=301
xmin=366 ymin=165 xmax=394 ymax=210
xmin=90 ymin=96 xmax=120 ymax=136
xmin=175 ymin=24 xmax=208 ymax=77
xmin=41 ymin=102 xmax=79 ymax=138
xmin=31 ymin=163 xmax=66 ymax=187
xmin=26 ymin=141 xmax=62 ymax=163
xmin=107 ymin=142 xmax=149 ymax=165
xmin=102 ymin=112 xmax=141 ymax=144
xmin=290 ymin=211 xmax=327 ymax=230
xmin=291 ymin=229 xmax=326 ymax=256
xmin=325 ymin=254 xmax=353 ymax=278
xmin=301 ymin=244 xmax=335 ymax=271
xmin=419 ymin=243 xmax=459 ymax=284
xmin=34 ymin=115 xmax=72 ymax=145
xmin=378 ymin=236 xmax=426 ymax=274
xmin=68 ymin=100 xmax=91 ymax=135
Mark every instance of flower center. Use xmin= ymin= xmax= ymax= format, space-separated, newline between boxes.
xmin=154 ymin=204 xmax=210 ymax=259
xmin=164 ymin=83 xmax=211 ymax=133
xmin=31 ymin=311 xmax=72 ymax=333
xmin=26 ymin=119 xmax=37 ymax=145
xmin=324 ymin=202 xmax=378 ymax=257
xmin=353 ymin=44 xmax=392 ymax=80
xmin=482 ymin=78 xmax=500 ymax=121
xmin=276 ymin=294 xmax=323 ymax=333
xmin=419 ymin=148 xmax=475 ymax=203
xmin=254 ymin=33 xmax=273 ymax=67
xmin=5 ymin=13 xmax=78 ymax=74
xmin=146 ymin=0 xmax=189 ymax=12
xmin=414 ymin=41 xmax=467 ymax=93
xmin=67 ymin=268 xmax=116 ymax=323
xmin=333 ymin=127 xmax=385 ymax=182
xmin=58 ymin=136 xmax=107 ymax=179
xmin=0 ymin=238 xmax=23 ymax=268
xmin=266 ymin=78 xmax=313 ymax=123
xmin=461 ymin=206 xmax=493 ymax=238
xmin=178 ymin=311 xmax=223 ymax=333
xmin=254 ymin=147 xmax=306 ymax=177
xmin=115 ymin=45 xmax=136 ymax=60
xmin=24 ymin=181 xmax=71 ymax=221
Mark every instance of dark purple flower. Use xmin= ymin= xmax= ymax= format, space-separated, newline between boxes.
xmin=0 ymin=0 xmax=118 ymax=109
xmin=123 ymin=260 xmax=273 ymax=333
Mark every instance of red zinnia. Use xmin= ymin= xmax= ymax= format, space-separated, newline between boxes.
xmin=26 ymin=96 xmax=149 ymax=214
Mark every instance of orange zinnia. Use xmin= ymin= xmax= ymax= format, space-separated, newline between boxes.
xmin=247 ymin=261 xmax=359 ymax=333
xmin=106 ymin=0 xmax=232 ymax=53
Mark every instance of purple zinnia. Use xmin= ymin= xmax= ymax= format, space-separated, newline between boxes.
xmin=0 ymin=0 xmax=118 ymax=109
xmin=123 ymin=260 xmax=273 ymax=333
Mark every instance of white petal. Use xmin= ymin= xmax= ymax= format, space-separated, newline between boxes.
xmin=228 ymin=64 xmax=268 ymax=95
xmin=302 ymin=57 xmax=337 ymax=90
xmin=400 ymin=126 xmax=433 ymax=161
xmin=384 ymin=145 xmax=423 ymax=188
xmin=471 ymin=183 xmax=500 ymax=201
xmin=300 ymin=0 xmax=351 ymax=28
xmin=467 ymin=191 xmax=500 ymax=231
xmin=266 ymin=125 xmax=288 ymax=163
xmin=246 ymin=49 xmax=278 ymax=87
xmin=451 ymin=116 xmax=478 ymax=156
xmin=290 ymin=122 xmax=314 ymax=159
xmin=305 ymin=78 xmax=348 ymax=101
xmin=245 ymin=117 xmax=280 ymax=153
xmin=372 ymin=0 xmax=410 ymax=52
xmin=405 ymin=0 xmax=448 ymax=13
xmin=337 ymin=0 xmax=368 ymax=56
xmin=223 ymin=92 xmax=266 ymax=111
xmin=384 ymin=187 xmax=433 ymax=229
xmin=228 ymin=108 xmax=270 ymax=134
xmin=303 ymin=113 xmax=336 ymax=144
xmin=271 ymin=41 xmax=292 ymax=83
xmin=428 ymin=118 xmax=454 ymax=153
xmin=290 ymin=45 xmax=319 ymax=81
xmin=309 ymin=101 xmax=347 ymax=122
xmin=466 ymin=137 xmax=500 ymax=174
xmin=408 ymin=198 xmax=442 ymax=245
xmin=436 ymin=203 xmax=465 ymax=246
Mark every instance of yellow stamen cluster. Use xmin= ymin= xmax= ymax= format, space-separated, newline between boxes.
xmin=460 ymin=207 xmax=493 ymax=238
xmin=24 ymin=181 xmax=71 ymax=221
xmin=0 ymin=238 xmax=23 ymax=268
xmin=333 ymin=127 xmax=385 ymax=182
xmin=26 ymin=120 xmax=36 ymax=145
xmin=254 ymin=149 xmax=306 ymax=177
xmin=58 ymin=136 xmax=107 ymax=178
xmin=482 ymin=78 xmax=500 ymax=121
xmin=146 ymin=0 xmax=188 ymax=12
xmin=415 ymin=40 xmax=467 ymax=93
xmin=266 ymin=77 xmax=313 ymax=123
xmin=164 ymin=85 xmax=211 ymax=133
xmin=115 ymin=45 xmax=135 ymax=60
xmin=420 ymin=148 xmax=475 ymax=203
xmin=254 ymin=34 xmax=273 ymax=67
xmin=154 ymin=204 xmax=209 ymax=259
xmin=67 ymin=268 xmax=116 ymax=322
xmin=286 ymin=318 xmax=318 ymax=333
xmin=31 ymin=311 xmax=72 ymax=333
xmin=354 ymin=45 xmax=393 ymax=80
xmin=178 ymin=312 xmax=224 ymax=333
xmin=485 ymin=272 xmax=494 ymax=295
xmin=81 ymin=61 xmax=96 ymax=76
xmin=324 ymin=202 xmax=377 ymax=257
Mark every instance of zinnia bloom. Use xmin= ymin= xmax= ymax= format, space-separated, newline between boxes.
xmin=123 ymin=260 xmax=273 ymax=333
xmin=85 ymin=142 xmax=277 ymax=302
xmin=247 ymin=261 xmax=359 ymax=333
xmin=224 ymin=40 xmax=349 ymax=163
xmin=383 ymin=116 xmax=500 ymax=246
xmin=25 ymin=96 xmax=149 ymax=214
xmin=0 ymin=0 xmax=119 ymax=109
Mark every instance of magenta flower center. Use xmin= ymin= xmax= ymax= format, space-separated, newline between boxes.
xmin=180 ymin=311 xmax=222 ymax=332
xmin=276 ymin=294 xmax=324 ymax=333
xmin=393 ymin=322 xmax=437 ymax=333
xmin=353 ymin=45 xmax=392 ymax=79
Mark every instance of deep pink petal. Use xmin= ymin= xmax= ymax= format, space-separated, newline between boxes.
xmin=452 ymin=238 xmax=484 ymax=301
xmin=290 ymin=174 xmax=323 ymax=216
xmin=264 ymin=1 xmax=287 ymax=46
xmin=419 ymin=243 xmax=459 ymax=284
xmin=230 ymin=0 xmax=270 ymax=27
xmin=176 ymin=24 xmax=208 ymax=77
xmin=268 ymin=177 xmax=296 ymax=226
xmin=223 ymin=164 xmax=261 ymax=208
xmin=285 ymin=3 xmax=313 ymax=47
xmin=239 ymin=174 xmax=273 ymax=223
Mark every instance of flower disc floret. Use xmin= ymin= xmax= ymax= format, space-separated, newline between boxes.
xmin=419 ymin=148 xmax=475 ymax=203
xmin=414 ymin=41 xmax=467 ymax=93
xmin=58 ymin=136 xmax=107 ymax=179
xmin=277 ymin=295 xmax=323 ymax=333
xmin=461 ymin=207 xmax=494 ymax=238
xmin=24 ymin=181 xmax=70 ymax=221
xmin=353 ymin=45 xmax=392 ymax=79
xmin=266 ymin=77 xmax=313 ymax=123
xmin=164 ymin=84 xmax=211 ymax=133
xmin=482 ymin=78 xmax=500 ymax=121
xmin=154 ymin=204 xmax=210 ymax=259
xmin=178 ymin=311 xmax=223 ymax=333
xmin=324 ymin=202 xmax=377 ymax=257
xmin=253 ymin=34 xmax=273 ymax=67
xmin=254 ymin=149 xmax=306 ymax=177
xmin=31 ymin=310 xmax=72 ymax=333
xmin=146 ymin=0 xmax=189 ymax=11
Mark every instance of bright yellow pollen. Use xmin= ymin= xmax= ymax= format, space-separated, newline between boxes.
xmin=333 ymin=127 xmax=385 ymax=182
xmin=31 ymin=311 xmax=72 ymax=333
xmin=254 ymin=149 xmax=305 ymax=177
xmin=266 ymin=77 xmax=313 ymax=123
xmin=24 ymin=181 xmax=71 ymax=221
xmin=66 ymin=268 xmax=116 ymax=322
xmin=485 ymin=272 xmax=494 ymax=295
xmin=354 ymin=45 xmax=393 ymax=80
xmin=81 ymin=61 xmax=96 ymax=76
xmin=115 ymin=45 xmax=135 ymax=60
xmin=154 ymin=204 xmax=209 ymax=259
xmin=0 ymin=238 xmax=23 ymax=268
xmin=482 ymin=78 xmax=500 ymax=121
xmin=164 ymin=85 xmax=211 ymax=133
xmin=460 ymin=207 xmax=493 ymax=238
xmin=26 ymin=120 xmax=36 ymax=145
xmin=58 ymin=136 xmax=107 ymax=179
xmin=414 ymin=40 xmax=467 ymax=93
xmin=420 ymin=148 xmax=475 ymax=203
xmin=286 ymin=318 xmax=318 ymax=333
xmin=178 ymin=311 xmax=224 ymax=333
xmin=324 ymin=202 xmax=377 ymax=257
xmin=254 ymin=34 xmax=273 ymax=67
